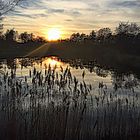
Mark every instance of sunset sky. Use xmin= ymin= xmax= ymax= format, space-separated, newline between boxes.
xmin=3 ymin=0 xmax=140 ymax=39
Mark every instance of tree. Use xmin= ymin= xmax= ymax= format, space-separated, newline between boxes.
xmin=0 ymin=0 xmax=22 ymax=16
xmin=20 ymin=32 xmax=29 ymax=43
xmin=70 ymin=33 xmax=88 ymax=42
xmin=0 ymin=0 xmax=22 ymax=40
xmin=80 ymin=33 xmax=88 ymax=41
xmin=128 ymin=23 xmax=140 ymax=35
xmin=35 ymin=36 xmax=46 ymax=43
xmin=70 ymin=33 xmax=81 ymax=42
xmin=5 ymin=29 xmax=18 ymax=41
xmin=115 ymin=22 xmax=140 ymax=44
xmin=19 ymin=32 xmax=34 ymax=43
xmin=97 ymin=28 xmax=112 ymax=43
xmin=116 ymin=22 xmax=140 ymax=35
xmin=89 ymin=30 xmax=96 ymax=41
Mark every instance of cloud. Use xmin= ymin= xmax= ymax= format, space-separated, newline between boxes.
xmin=110 ymin=0 xmax=140 ymax=8
xmin=3 ymin=0 xmax=140 ymax=38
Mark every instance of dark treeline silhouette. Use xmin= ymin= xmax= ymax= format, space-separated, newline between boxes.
xmin=0 ymin=22 xmax=140 ymax=48
xmin=68 ymin=22 xmax=140 ymax=46
xmin=0 ymin=28 xmax=46 ymax=44
xmin=0 ymin=28 xmax=46 ymax=58
xmin=1 ymin=22 xmax=140 ymax=46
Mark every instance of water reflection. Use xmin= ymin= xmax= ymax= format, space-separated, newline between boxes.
xmin=0 ymin=56 xmax=139 ymax=90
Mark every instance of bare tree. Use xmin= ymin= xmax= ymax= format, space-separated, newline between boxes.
xmin=0 ymin=0 xmax=22 ymax=36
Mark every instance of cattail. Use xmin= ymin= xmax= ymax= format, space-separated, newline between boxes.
xmin=126 ymin=98 xmax=128 ymax=105
xmin=82 ymin=70 xmax=85 ymax=79
xmin=29 ymin=70 xmax=32 ymax=78
xmin=60 ymin=65 xmax=63 ymax=73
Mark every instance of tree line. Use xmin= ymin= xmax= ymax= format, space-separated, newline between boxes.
xmin=0 ymin=22 xmax=140 ymax=46
xmin=69 ymin=22 xmax=140 ymax=46
xmin=0 ymin=29 xmax=46 ymax=44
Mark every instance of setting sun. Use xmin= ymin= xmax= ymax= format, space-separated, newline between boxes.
xmin=47 ymin=28 xmax=61 ymax=41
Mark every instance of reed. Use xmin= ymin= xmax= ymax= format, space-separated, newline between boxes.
xmin=0 ymin=62 xmax=139 ymax=140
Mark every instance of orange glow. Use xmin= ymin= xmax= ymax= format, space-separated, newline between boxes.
xmin=33 ymin=57 xmax=67 ymax=69
xmin=42 ymin=57 xmax=62 ymax=68
xmin=48 ymin=58 xmax=58 ymax=66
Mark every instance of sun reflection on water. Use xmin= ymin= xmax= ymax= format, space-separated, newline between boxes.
xmin=33 ymin=57 xmax=66 ymax=69
xmin=47 ymin=58 xmax=60 ymax=67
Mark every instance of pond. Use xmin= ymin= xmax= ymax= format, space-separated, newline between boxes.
xmin=0 ymin=56 xmax=139 ymax=89
xmin=0 ymin=56 xmax=140 ymax=140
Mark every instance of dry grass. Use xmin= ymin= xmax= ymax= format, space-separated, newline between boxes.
xmin=0 ymin=62 xmax=140 ymax=140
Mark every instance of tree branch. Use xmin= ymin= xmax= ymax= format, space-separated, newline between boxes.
xmin=0 ymin=0 xmax=22 ymax=16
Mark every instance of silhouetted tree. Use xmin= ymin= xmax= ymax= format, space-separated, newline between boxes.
xmin=19 ymin=32 xmax=35 ymax=43
xmin=70 ymin=33 xmax=81 ymax=42
xmin=0 ymin=0 xmax=22 ymax=41
xmin=116 ymin=22 xmax=140 ymax=44
xmin=5 ymin=29 xmax=18 ymax=42
xmin=35 ymin=36 xmax=46 ymax=43
xmin=116 ymin=22 xmax=140 ymax=35
xmin=70 ymin=33 xmax=88 ymax=42
xmin=89 ymin=30 xmax=96 ymax=41
xmin=80 ymin=33 xmax=88 ymax=41
xmin=20 ymin=32 xmax=29 ymax=43
xmin=97 ymin=28 xmax=112 ymax=43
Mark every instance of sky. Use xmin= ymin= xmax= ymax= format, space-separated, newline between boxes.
xmin=2 ymin=0 xmax=140 ymax=38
